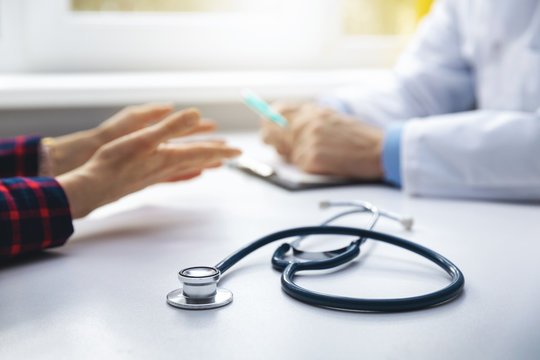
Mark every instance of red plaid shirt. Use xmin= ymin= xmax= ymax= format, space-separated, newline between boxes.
xmin=0 ymin=136 xmax=73 ymax=261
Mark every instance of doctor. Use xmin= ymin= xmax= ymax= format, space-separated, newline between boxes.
xmin=261 ymin=0 xmax=540 ymax=200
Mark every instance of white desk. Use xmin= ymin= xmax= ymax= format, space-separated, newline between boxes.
xmin=1 ymin=133 xmax=540 ymax=359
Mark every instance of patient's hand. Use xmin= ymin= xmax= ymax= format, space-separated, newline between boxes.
xmin=260 ymin=102 xmax=384 ymax=179
xmin=57 ymin=108 xmax=241 ymax=218
xmin=45 ymin=103 xmax=216 ymax=176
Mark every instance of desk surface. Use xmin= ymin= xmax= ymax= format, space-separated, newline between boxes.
xmin=1 ymin=133 xmax=539 ymax=360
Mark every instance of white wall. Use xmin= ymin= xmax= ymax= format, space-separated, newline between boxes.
xmin=0 ymin=103 xmax=261 ymax=137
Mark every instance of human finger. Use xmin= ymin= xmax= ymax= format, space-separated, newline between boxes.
xmin=123 ymin=103 xmax=174 ymax=123
xmin=261 ymin=119 xmax=291 ymax=146
xmin=106 ymin=103 xmax=174 ymax=128
xmin=204 ymin=162 xmax=223 ymax=169
xmin=135 ymin=108 xmax=202 ymax=149
xmin=291 ymin=143 xmax=327 ymax=174
xmin=179 ymin=143 xmax=242 ymax=162
xmin=170 ymin=139 xmax=227 ymax=146
xmin=290 ymin=144 xmax=309 ymax=171
xmin=260 ymin=119 xmax=282 ymax=145
xmin=290 ymin=111 xmax=319 ymax=143
xmin=160 ymin=143 xmax=241 ymax=169
xmin=183 ymin=119 xmax=217 ymax=137
xmin=165 ymin=159 xmax=222 ymax=181
xmin=96 ymin=103 xmax=174 ymax=144
xmin=270 ymin=101 xmax=305 ymax=118
xmin=165 ymin=171 xmax=203 ymax=182
xmin=262 ymin=118 xmax=297 ymax=159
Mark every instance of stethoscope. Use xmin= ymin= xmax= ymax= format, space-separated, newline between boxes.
xmin=166 ymin=201 xmax=465 ymax=312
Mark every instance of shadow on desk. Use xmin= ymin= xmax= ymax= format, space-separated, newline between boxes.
xmin=71 ymin=205 xmax=208 ymax=244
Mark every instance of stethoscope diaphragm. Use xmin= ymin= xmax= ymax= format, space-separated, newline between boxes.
xmin=166 ymin=266 xmax=232 ymax=310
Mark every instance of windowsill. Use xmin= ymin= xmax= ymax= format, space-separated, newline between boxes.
xmin=0 ymin=69 xmax=391 ymax=109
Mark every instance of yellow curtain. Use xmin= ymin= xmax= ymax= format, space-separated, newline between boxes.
xmin=416 ymin=0 xmax=434 ymax=20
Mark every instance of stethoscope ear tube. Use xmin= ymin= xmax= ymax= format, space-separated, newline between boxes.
xmin=278 ymin=227 xmax=464 ymax=312
xmin=272 ymin=241 xmax=361 ymax=272
xmin=216 ymin=226 xmax=464 ymax=312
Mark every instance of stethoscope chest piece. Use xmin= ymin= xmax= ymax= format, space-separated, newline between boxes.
xmin=166 ymin=266 xmax=233 ymax=310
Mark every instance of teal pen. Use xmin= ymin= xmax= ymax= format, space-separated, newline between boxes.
xmin=241 ymin=89 xmax=289 ymax=128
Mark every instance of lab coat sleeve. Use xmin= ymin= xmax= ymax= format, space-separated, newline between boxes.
xmin=320 ymin=0 xmax=475 ymax=127
xmin=403 ymin=110 xmax=540 ymax=200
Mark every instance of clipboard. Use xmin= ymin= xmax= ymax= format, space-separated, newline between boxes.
xmin=229 ymin=156 xmax=377 ymax=191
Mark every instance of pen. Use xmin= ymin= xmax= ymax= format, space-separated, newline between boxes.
xmin=241 ymin=89 xmax=289 ymax=128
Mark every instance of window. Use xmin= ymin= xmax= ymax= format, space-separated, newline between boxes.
xmin=0 ymin=1 xmax=24 ymax=71
xmin=1 ymin=0 xmax=434 ymax=72
xmin=344 ymin=0 xmax=418 ymax=35
xmin=70 ymin=0 xmax=427 ymax=35
xmin=71 ymin=0 xmax=282 ymax=13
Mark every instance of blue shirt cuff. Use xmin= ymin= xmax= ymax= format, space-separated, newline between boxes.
xmin=382 ymin=123 xmax=404 ymax=187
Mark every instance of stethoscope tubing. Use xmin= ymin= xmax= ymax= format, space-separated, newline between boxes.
xmin=290 ymin=208 xmax=378 ymax=259
xmin=215 ymin=226 xmax=464 ymax=312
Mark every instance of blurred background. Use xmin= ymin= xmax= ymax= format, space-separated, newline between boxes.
xmin=0 ymin=0 xmax=433 ymax=136
xmin=71 ymin=0 xmax=421 ymax=35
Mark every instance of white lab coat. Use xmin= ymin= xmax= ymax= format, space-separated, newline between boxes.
xmin=327 ymin=0 xmax=540 ymax=200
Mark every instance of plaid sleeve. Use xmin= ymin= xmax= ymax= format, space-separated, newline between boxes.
xmin=0 ymin=177 xmax=74 ymax=260
xmin=0 ymin=136 xmax=41 ymax=177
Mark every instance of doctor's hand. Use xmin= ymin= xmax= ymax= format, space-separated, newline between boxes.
xmin=57 ymin=108 xmax=241 ymax=219
xmin=42 ymin=103 xmax=216 ymax=176
xmin=260 ymin=102 xmax=385 ymax=179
